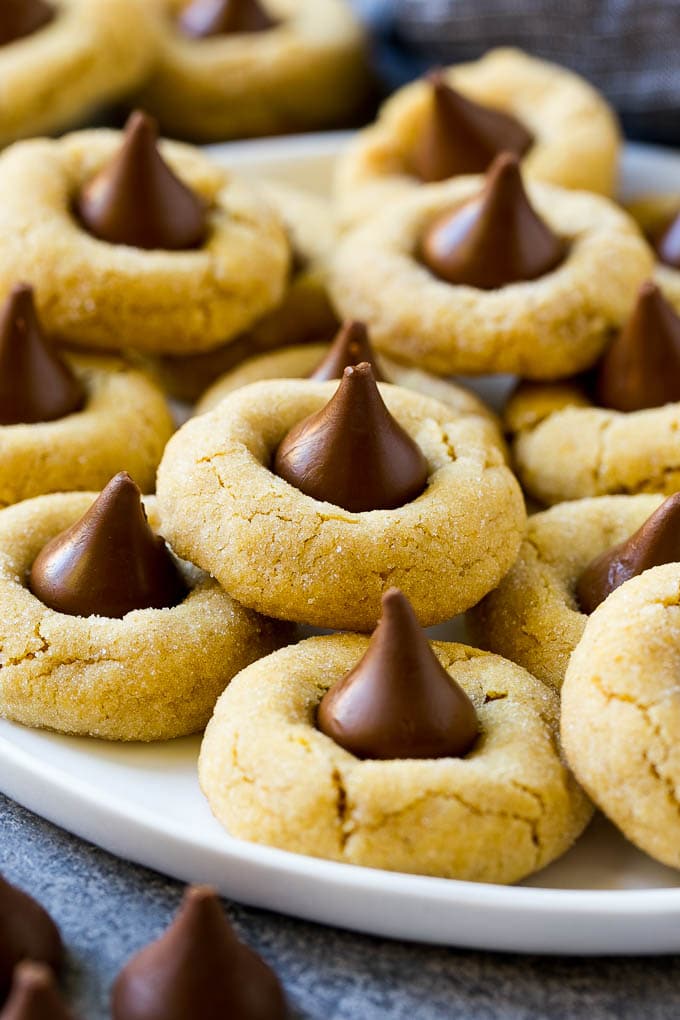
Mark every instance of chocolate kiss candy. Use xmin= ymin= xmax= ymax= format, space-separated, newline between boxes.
xmin=576 ymin=493 xmax=680 ymax=615
xmin=411 ymin=72 xmax=533 ymax=183
xmin=0 ymin=0 xmax=54 ymax=47
xmin=111 ymin=886 xmax=287 ymax=1020
xmin=0 ymin=284 xmax=85 ymax=426
xmin=76 ymin=111 xmax=207 ymax=251
xmin=0 ymin=876 xmax=62 ymax=1005
xmin=29 ymin=472 xmax=188 ymax=619
xmin=178 ymin=0 xmax=278 ymax=37
xmin=308 ymin=320 xmax=385 ymax=382
xmin=654 ymin=210 xmax=680 ymax=269
xmin=274 ymin=362 xmax=428 ymax=513
xmin=419 ymin=152 xmax=567 ymax=290
xmin=0 ymin=963 xmax=74 ymax=1020
xmin=317 ymin=588 xmax=479 ymax=759
xmin=595 ymin=281 xmax=680 ymax=412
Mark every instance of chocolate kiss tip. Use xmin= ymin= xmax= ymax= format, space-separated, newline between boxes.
xmin=76 ymin=110 xmax=207 ymax=251
xmin=654 ymin=209 xmax=680 ymax=269
xmin=178 ymin=0 xmax=278 ymax=38
xmin=0 ymin=876 xmax=63 ymax=1005
xmin=0 ymin=0 xmax=54 ymax=48
xmin=576 ymin=493 xmax=680 ymax=615
xmin=410 ymin=73 xmax=533 ymax=183
xmin=1 ymin=963 xmax=73 ymax=1020
xmin=111 ymin=885 xmax=287 ymax=1020
xmin=595 ymin=280 xmax=680 ymax=412
xmin=419 ymin=151 xmax=566 ymax=289
xmin=275 ymin=362 xmax=428 ymax=513
xmin=28 ymin=471 xmax=188 ymax=619
xmin=317 ymin=587 xmax=478 ymax=760
xmin=308 ymin=320 xmax=385 ymax=382
xmin=0 ymin=284 xmax=85 ymax=426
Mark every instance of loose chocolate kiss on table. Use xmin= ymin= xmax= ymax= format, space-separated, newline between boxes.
xmin=274 ymin=362 xmax=428 ymax=513
xmin=318 ymin=588 xmax=479 ymax=760
xmin=308 ymin=320 xmax=385 ymax=382
xmin=0 ymin=284 xmax=84 ymax=426
xmin=29 ymin=472 xmax=188 ymax=619
xmin=0 ymin=0 xmax=54 ymax=48
xmin=76 ymin=111 xmax=207 ymax=251
xmin=594 ymin=281 xmax=680 ymax=412
xmin=0 ymin=876 xmax=62 ymax=1006
xmin=178 ymin=0 xmax=279 ymax=38
xmin=419 ymin=152 xmax=567 ymax=289
xmin=576 ymin=493 xmax=680 ymax=615
xmin=411 ymin=72 xmax=533 ymax=184
xmin=111 ymin=886 xmax=287 ymax=1020
xmin=0 ymin=964 xmax=74 ymax=1020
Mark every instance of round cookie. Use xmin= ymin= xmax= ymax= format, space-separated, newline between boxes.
xmin=0 ymin=352 xmax=174 ymax=505
xmin=336 ymin=47 xmax=620 ymax=226
xmin=330 ymin=172 xmax=652 ymax=379
xmin=157 ymin=377 xmax=526 ymax=631
xmin=0 ymin=491 xmax=285 ymax=741
xmin=196 ymin=341 xmax=506 ymax=457
xmin=0 ymin=0 xmax=154 ymax=148
xmin=468 ymin=494 xmax=666 ymax=690
xmin=199 ymin=635 xmax=591 ymax=881
xmin=138 ymin=0 xmax=370 ymax=142
xmin=562 ymin=563 xmax=680 ymax=869
xmin=0 ymin=126 xmax=289 ymax=355
xmin=150 ymin=181 xmax=339 ymax=402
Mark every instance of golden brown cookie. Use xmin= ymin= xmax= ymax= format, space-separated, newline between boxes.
xmin=199 ymin=635 xmax=591 ymax=881
xmin=0 ymin=491 xmax=285 ymax=741
xmin=562 ymin=563 xmax=680 ymax=869
xmin=468 ymin=494 xmax=665 ymax=690
xmin=336 ymin=47 xmax=620 ymax=226
xmin=138 ymin=0 xmax=370 ymax=142
xmin=157 ymin=377 xmax=525 ymax=630
xmin=0 ymin=128 xmax=289 ymax=355
xmin=625 ymin=193 xmax=680 ymax=315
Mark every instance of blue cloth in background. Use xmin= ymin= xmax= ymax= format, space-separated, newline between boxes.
xmin=352 ymin=0 xmax=680 ymax=145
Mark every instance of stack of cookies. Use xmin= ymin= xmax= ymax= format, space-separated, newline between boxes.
xmin=0 ymin=40 xmax=678 ymax=901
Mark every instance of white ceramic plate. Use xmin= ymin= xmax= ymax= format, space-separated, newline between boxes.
xmin=3 ymin=136 xmax=680 ymax=955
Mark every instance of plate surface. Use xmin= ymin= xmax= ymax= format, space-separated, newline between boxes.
xmin=3 ymin=136 xmax=680 ymax=955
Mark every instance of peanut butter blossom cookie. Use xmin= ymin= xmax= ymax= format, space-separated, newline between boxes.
xmin=138 ymin=0 xmax=370 ymax=142
xmin=0 ymin=111 xmax=289 ymax=355
xmin=562 ymin=562 xmax=680 ymax=870
xmin=0 ymin=0 xmax=154 ymax=147
xmin=330 ymin=154 xmax=652 ymax=379
xmin=625 ymin=192 xmax=680 ymax=318
xmin=335 ymin=47 xmax=620 ymax=225
xmin=200 ymin=589 xmax=591 ymax=881
xmin=112 ymin=886 xmax=287 ymax=1020
xmin=507 ymin=282 xmax=680 ymax=504
xmin=158 ymin=366 xmax=525 ymax=630
xmin=0 ymin=284 xmax=173 ymax=504
xmin=0 ymin=473 xmax=284 ymax=741
xmin=469 ymin=493 xmax=680 ymax=690
xmin=0 ymin=874 xmax=62 ymax=1006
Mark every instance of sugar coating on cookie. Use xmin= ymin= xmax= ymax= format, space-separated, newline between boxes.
xmin=199 ymin=635 xmax=592 ymax=881
xmin=562 ymin=563 xmax=680 ymax=869
xmin=157 ymin=377 xmax=525 ymax=630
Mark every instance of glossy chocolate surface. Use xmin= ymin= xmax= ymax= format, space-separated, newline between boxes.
xmin=0 ymin=877 xmax=62 ymax=1005
xmin=275 ymin=363 xmax=428 ymax=513
xmin=419 ymin=152 xmax=567 ymax=289
xmin=111 ymin=886 xmax=287 ymax=1020
xmin=0 ymin=963 xmax=74 ymax=1020
xmin=29 ymin=472 xmax=188 ymax=619
xmin=178 ymin=0 xmax=278 ymax=37
xmin=577 ymin=493 xmax=680 ymax=614
xmin=595 ymin=281 xmax=680 ymax=412
xmin=76 ymin=111 xmax=207 ymax=251
xmin=0 ymin=285 xmax=85 ymax=426
xmin=317 ymin=588 xmax=479 ymax=759
xmin=411 ymin=73 xmax=533 ymax=183
xmin=0 ymin=0 xmax=53 ymax=47
xmin=308 ymin=321 xmax=385 ymax=382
